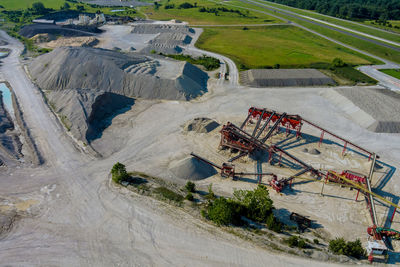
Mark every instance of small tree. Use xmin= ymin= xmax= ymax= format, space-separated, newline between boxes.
xmin=61 ymin=2 xmax=71 ymax=10
xmin=331 ymin=58 xmax=346 ymax=68
xmin=76 ymin=5 xmax=85 ymax=12
xmin=185 ymin=192 xmax=194 ymax=201
xmin=111 ymin=162 xmax=129 ymax=183
xmin=185 ymin=181 xmax=196 ymax=193
xmin=205 ymin=183 xmax=216 ymax=200
xmin=32 ymin=2 xmax=46 ymax=14
xmin=233 ymin=185 xmax=273 ymax=223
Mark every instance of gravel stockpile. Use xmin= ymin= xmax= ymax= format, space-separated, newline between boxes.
xmin=29 ymin=47 xmax=208 ymax=142
xmin=19 ymin=24 xmax=98 ymax=38
xmin=131 ymin=24 xmax=193 ymax=34
xmin=141 ymin=32 xmax=193 ymax=54
xmin=131 ymin=24 xmax=194 ymax=54
xmin=170 ymin=157 xmax=218 ymax=180
xmin=335 ymin=88 xmax=400 ymax=133
xmin=183 ymin=118 xmax=220 ymax=133
xmin=240 ymin=69 xmax=335 ymax=87
xmin=81 ymin=0 xmax=151 ymax=7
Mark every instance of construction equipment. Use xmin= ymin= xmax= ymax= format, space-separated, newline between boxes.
xmin=190 ymin=106 xmax=397 ymax=263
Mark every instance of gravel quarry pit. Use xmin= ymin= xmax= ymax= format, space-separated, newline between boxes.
xmin=28 ymin=46 xmax=208 ymax=145
xmin=323 ymin=87 xmax=400 ymax=133
xmin=3 ymin=25 xmax=400 ymax=266
xmin=240 ymin=69 xmax=335 ymax=87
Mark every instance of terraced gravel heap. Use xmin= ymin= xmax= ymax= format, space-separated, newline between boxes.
xmin=336 ymin=87 xmax=400 ymax=133
xmin=29 ymin=47 xmax=208 ymax=142
xmin=240 ymin=69 xmax=335 ymax=87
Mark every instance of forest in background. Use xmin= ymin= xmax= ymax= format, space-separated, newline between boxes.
xmin=267 ymin=0 xmax=400 ymax=21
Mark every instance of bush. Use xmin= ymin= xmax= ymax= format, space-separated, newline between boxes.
xmin=163 ymin=54 xmax=220 ymax=71
xmin=205 ymin=183 xmax=216 ymax=200
xmin=313 ymin=238 xmax=320 ymax=245
xmin=331 ymin=57 xmax=346 ymax=68
xmin=111 ymin=162 xmax=129 ymax=183
xmin=185 ymin=181 xmax=196 ymax=193
xmin=206 ymin=197 xmax=240 ymax=225
xmin=329 ymin=238 xmax=366 ymax=259
xmin=154 ymin=187 xmax=184 ymax=202
xmin=185 ymin=192 xmax=194 ymax=201
xmin=287 ymin=236 xmax=307 ymax=248
xmin=179 ymin=2 xmax=194 ymax=9
xmin=287 ymin=236 xmax=299 ymax=247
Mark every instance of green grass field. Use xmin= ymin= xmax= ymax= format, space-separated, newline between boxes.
xmin=379 ymin=69 xmax=400 ymax=79
xmin=0 ymin=0 xmax=65 ymax=10
xmin=142 ymin=0 xmax=282 ymax=25
xmin=0 ymin=0 xmax=144 ymax=18
xmin=248 ymin=0 xmax=400 ymax=44
xmin=226 ymin=0 xmax=397 ymax=64
xmin=196 ymin=25 xmax=374 ymax=69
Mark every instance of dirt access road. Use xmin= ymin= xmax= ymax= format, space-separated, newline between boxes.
xmin=0 ymin=31 xmax=348 ymax=266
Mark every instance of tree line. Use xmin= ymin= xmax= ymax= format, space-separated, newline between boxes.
xmin=267 ymin=0 xmax=400 ymax=21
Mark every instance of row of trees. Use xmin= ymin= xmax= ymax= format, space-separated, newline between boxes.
xmin=268 ymin=0 xmax=400 ymax=21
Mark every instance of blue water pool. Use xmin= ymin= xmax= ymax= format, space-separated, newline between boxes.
xmin=0 ymin=83 xmax=14 ymax=116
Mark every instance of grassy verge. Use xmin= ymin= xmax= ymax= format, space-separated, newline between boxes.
xmin=363 ymin=20 xmax=400 ymax=34
xmin=324 ymin=66 xmax=377 ymax=85
xmin=196 ymin=25 xmax=373 ymax=70
xmin=379 ymin=69 xmax=400 ymax=79
xmin=141 ymin=0 xmax=282 ymax=25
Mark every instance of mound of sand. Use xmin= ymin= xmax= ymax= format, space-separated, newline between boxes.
xmin=240 ymin=69 xmax=335 ymax=87
xmin=170 ymin=157 xmax=218 ymax=180
xmin=19 ymin=24 xmax=98 ymax=38
xmin=40 ymin=36 xmax=99 ymax=48
xmin=183 ymin=118 xmax=220 ymax=133
xmin=29 ymin=47 xmax=208 ymax=142
xmin=323 ymin=88 xmax=400 ymax=133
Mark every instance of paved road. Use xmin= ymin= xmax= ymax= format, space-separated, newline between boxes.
xmin=185 ymin=28 xmax=239 ymax=86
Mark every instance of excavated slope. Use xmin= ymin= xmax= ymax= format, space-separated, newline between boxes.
xmin=29 ymin=47 xmax=208 ymax=142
